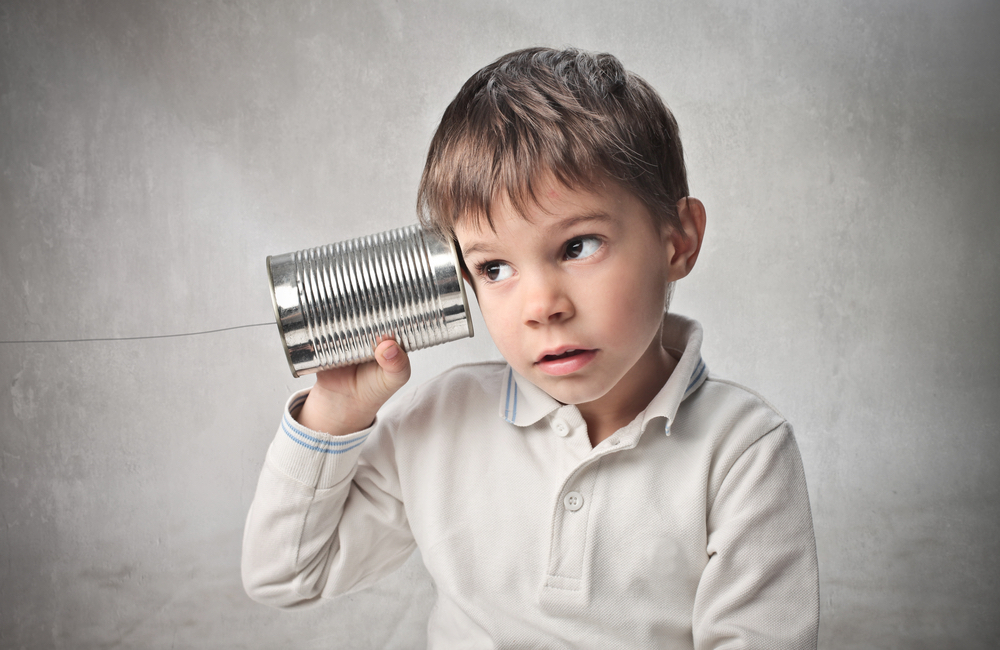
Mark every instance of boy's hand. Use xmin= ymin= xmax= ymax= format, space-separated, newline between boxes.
xmin=295 ymin=339 xmax=411 ymax=436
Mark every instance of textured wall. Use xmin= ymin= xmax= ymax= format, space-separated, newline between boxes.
xmin=1 ymin=1 xmax=998 ymax=648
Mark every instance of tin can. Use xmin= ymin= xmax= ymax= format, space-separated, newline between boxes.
xmin=267 ymin=224 xmax=474 ymax=377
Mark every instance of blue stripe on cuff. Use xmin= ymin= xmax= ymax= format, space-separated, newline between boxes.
xmin=280 ymin=416 xmax=370 ymax=454
xmin=283 ymin=431 xmax=369 ymax=455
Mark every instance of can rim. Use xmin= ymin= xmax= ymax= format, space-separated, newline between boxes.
xmin=266 ymin=254 xmax=303 ymax=378
xmin=445 ymin=235 xmax=474 ymax=339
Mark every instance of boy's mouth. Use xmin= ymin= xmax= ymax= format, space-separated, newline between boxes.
xmin=535 ymin=347 xmax=598 ymax=376
xmin=540 ymin=349 xmax=586 ymax=362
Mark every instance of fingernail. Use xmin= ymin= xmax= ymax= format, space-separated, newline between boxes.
xmin=383 ymin=344 xmax=398 ymax=360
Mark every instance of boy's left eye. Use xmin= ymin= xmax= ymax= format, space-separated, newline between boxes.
xmin=565 ymin=236 xmax=602 ymax=260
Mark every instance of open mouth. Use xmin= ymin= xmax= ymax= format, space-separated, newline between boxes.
xmin=542 ymin=349 xmax=587 ymax=362
xmin=535 ymin=348 xmax=597 ymax=375
xmin=538 ymin=348 xmax=596 ymax=364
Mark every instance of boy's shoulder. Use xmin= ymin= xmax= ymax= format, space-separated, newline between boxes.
xmin=685 ymin=372 xmax=790 ymax=436
xmin=675 ymin=373 xmax=796 ymax=478
xmin=427 ymin=359 xmax=510 ymax=394
xmin=697 ymin=375 xmax=788 ymax=424
xmin=371 ymin=360 xmax=536 ymax=453
xmin=384 ymin=360 xmax=510 ymax=421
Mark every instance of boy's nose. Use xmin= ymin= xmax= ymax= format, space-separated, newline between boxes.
xmin=521 ymin=273 xmax=574 ymax=326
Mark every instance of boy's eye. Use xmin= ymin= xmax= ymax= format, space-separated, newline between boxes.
xmin=565 ymin=236 xmax=602 ymax=260
xmin=480 ymin=261 xmax=513 ymax=282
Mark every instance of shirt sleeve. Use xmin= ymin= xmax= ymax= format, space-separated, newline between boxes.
xmin=692 ymin=423 xmax=820 ymax=649
xmin=241 ymin=389 xmax=417 ymax=608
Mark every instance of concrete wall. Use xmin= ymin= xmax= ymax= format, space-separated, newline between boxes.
xmin=2 ymin=1 xmax=998 ymax=647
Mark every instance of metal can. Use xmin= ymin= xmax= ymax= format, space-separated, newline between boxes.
xmin=267 ymin=224 xmax=473 ymax=377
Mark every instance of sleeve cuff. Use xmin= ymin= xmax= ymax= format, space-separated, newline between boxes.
xmin=265 ymin=388 xmax=374 ymax=489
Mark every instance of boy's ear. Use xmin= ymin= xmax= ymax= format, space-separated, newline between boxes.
xmin=462 ymin=268 xmax=476 ymax=290
xmin=460 ymin=265 xmax=478 ymax=296
xmin=665 ymin=197 xmax=706 ymax=282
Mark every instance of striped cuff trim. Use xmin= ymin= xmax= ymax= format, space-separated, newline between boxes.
xmin=280 ymin=411 xmax=370 ymax=455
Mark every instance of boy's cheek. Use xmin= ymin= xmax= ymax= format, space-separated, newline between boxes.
xmin=478 ymin=304 xmax=510 ymax=340
xmin=477 ymin=302 xmax=520 ymax=355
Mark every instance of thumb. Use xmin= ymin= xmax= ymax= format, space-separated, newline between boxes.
xmin=373 ymin=339 xmax=411 ymax=393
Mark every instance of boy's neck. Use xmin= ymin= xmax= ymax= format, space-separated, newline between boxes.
xmin=577 ymin=337 xmax=679 ymax=448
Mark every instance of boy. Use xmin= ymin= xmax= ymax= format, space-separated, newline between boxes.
xmin=243 ymin=47 xmax=819 ymax=648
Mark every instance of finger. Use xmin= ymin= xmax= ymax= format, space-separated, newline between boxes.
xmin=374 ymin=339 xmax=411 ymax=390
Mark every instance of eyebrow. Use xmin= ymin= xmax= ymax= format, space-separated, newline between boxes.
xmin=460 ymin=211 xmax=616 ymax=259
xmin=558 ymin=211 xmax=616 ymax=230
xmin=460 ymin=242 xmax=496 ymax=259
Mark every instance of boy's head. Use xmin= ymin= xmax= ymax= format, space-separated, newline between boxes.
xmin=417 ymin=48 xmax=705 ymax=433
xmin=417 ymin=47 xmax=689 ymax=238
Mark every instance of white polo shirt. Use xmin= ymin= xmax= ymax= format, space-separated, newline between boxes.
xmin=243 ymin=315 xmax=819 ymax=649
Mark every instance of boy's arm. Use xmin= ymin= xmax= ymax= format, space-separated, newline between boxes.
xmin=692 ymin=423 xmax=820 ymax=650
xmin=242 ymin=341 xmax=415 ymax=607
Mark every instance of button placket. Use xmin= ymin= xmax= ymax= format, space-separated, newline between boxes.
xmin=544 ymin=466 xmax=600 ymax=597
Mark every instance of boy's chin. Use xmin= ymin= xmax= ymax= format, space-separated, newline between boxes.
xmin=530 ymin=375 xmax=613 ymax=407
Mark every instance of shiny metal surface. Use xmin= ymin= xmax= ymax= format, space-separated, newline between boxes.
xmin=267 ymin=224 xmax=473 ymax=377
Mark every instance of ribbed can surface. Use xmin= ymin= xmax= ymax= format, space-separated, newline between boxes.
xmin=267 ymin=224 xmax=473 ymax=377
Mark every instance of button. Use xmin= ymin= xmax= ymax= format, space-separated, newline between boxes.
xmin=553 ymin=419 xmax=570 ymax=436
xmin=609 ymin=436 xmax=620 ymax=446
xmin=563 ymin=491 xmax=584 ymax=511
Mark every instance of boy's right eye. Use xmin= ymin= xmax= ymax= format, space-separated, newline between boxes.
xmin=479 ymin=261 xmax=513 ymax=282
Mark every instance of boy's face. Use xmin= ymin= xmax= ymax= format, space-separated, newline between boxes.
xmin=455 ymin=177 xmax=697 ymax=420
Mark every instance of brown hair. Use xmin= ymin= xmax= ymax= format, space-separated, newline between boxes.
xmin=417 ymin=47 xmax=688 ymax=237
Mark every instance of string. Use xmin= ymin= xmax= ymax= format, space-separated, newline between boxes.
xmin=0 ymin=322 xmax=274 ymax=344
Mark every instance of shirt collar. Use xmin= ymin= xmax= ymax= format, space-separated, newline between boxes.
xmin=498 ymin=314 xmax=708 ymax=434
xmin=499 ymin=364 xmax=560 ymax=426
xmin=641 ymin=314 xmax=707 ymax=435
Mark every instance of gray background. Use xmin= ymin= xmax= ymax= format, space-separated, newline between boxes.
xmin=1 ymin=1 xmax=998 ymax=648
